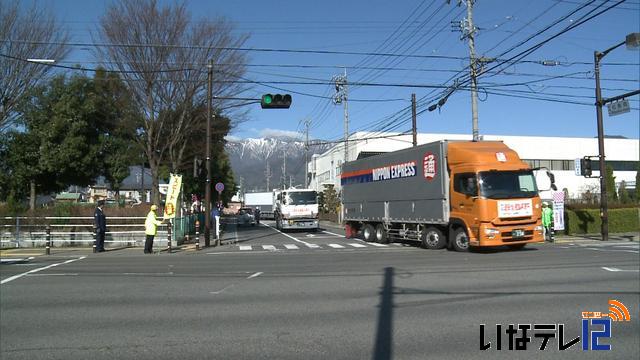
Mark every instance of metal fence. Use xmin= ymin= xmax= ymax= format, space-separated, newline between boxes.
xmin=0 ymin=214 xmax=203 ymax=249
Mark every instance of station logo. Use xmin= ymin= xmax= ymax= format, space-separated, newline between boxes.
xmin=423 ymin=152 xmax=437 ymax=181
xmin=479 ymin=299 xmax=631 ymax=351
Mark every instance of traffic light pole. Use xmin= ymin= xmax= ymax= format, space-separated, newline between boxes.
xmin=205 ymin=60 xmax=212 ymax=247
xmin=593 ymin=38 xmax=640 ymax=242
xmin=594 ymin=49 xmax=608 ymax=242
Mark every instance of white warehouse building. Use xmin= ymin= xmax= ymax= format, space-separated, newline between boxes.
xmin=308 ymin=132 xmax=639 ymax=199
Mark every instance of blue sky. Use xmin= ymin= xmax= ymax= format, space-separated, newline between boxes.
xmin=27 ymin=0 xmax=640 ymax=141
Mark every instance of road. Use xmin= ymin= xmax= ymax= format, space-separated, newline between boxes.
xmin=1 ymin=220 xmax=638 ymax=360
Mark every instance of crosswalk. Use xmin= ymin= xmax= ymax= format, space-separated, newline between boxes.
xmin=233 ymin=242 xmax=407 ymax=252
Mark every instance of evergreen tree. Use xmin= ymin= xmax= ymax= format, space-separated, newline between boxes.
xmin=618 ymin=181 xmax=630 ymax=204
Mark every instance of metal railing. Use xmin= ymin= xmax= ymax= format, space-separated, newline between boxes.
xmin=0 ymin=215 xmax=202 ymax=251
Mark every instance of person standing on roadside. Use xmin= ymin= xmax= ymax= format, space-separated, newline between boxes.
xmin=94 ymin=200 xmax=107 ymax=252
xmin=144 ymin=204 xmax=163 ymax=254
xmin=542 ymin=202 xmax=553 ymax=242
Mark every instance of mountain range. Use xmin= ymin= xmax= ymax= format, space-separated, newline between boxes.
xmin=226 ymin=137 xmax=331 ymax=192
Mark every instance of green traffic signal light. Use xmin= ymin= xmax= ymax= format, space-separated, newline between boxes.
xmin=261 ymin=93 xmax=291 ymax=109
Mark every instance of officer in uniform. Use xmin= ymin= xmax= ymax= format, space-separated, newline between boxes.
xmin=94 ymin=200 xmax=107 ymax=252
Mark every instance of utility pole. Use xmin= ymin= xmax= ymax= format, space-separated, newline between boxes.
xmin=451 ymin=0 xmax=479 ymax=141
xmin=411 ymin=93 xmax=417 ymax=147
xmin=333 ymin=69 xmax=349 ymax=163
xmin=265 ymin=163 xmax=271 ymax=191
xmin=282 ymin=149 xmax=286 ymax=189
xmin=466 ymin=0 xmax=479 ymax=142
xmin=204 ymin=59 xmax=213 ymax=247
xmin=304 ymin=118 xmax=311 ymax=188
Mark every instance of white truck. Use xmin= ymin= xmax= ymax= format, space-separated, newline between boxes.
xmin=273 ymin=188 xmax=319 ymax=231
xmin=244 ymin=192 xmax=274 ymax=219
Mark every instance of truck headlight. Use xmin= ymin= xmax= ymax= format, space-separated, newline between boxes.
xmin=535 ymin=225 xmax=543 ymax=233
xmin=484 ymin=228 xmax=500 ymax=238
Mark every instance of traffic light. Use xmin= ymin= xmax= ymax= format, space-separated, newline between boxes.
xmin=261 ymin=94 xmax=292 ymax=109
xmin=194 ymin=158 xmax=205 ymax=178
xmin=580 ymin=157 xmax=592 ymax=177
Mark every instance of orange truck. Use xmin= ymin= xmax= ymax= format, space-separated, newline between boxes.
xmin=341 ymin=140 xmax=555 ymax=251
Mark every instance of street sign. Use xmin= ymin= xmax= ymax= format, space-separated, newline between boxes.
xmin=607 ymin=99 xmax=630 ymax=116
xmin=574 ymin=159 xmax=581 ymax=176
xmin=214 ymin=182 xmax=224 ymax=194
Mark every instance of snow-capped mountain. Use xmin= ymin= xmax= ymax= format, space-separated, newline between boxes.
xmin=226 ymin=137 xmax=330 ymax=192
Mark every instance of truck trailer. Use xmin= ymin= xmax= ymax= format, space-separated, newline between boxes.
xmin=244 ymin=192 xmax=274 ymax=219
xmin=273 ymin=188 xmax=319 ymax=231
xmin=341 ymin=140 xmax=552 ymax=251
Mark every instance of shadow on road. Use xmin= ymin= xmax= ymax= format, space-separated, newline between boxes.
xmin=373 ymin=267 xmax=394 ymax=360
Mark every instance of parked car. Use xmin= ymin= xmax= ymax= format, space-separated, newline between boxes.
xmin=237 ymin=207 xmax=256 ymax=226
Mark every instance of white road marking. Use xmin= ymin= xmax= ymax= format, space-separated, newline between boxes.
xmin=239 ymin=245 xmax=252 ymax=251
xmin=306 ymin=234 xmax=315 ymax=238
xmin=26 ymin=273 xmax=78 ymax=277
xmin=602 ymin=267 xmax=640 ymax=272
xmin=262 ymin=245 xmax=277 ymax=251
xmin=262 ymin=222 xmax=316 ymax=247
xmin=1 ymin=256 xmax=86 ymax=285
xmin=367 ymin=243 xmax=388 ymax=247
xmin=586 ymin=248 xmax=639 ymax=254
xmin=328 ymin=244 xmax=345 ymax=249
xmin=210 ymin=284 xmax=234 ymax=294
xmin=247 ymin=272 xmax=263 ymax=279
xmin=305 ymin=243 xmax=321 ymax=249
xmin=348 ymin=243 xmax=367 ymax=248
xmin=284 ymin=244 xmax=299 ymax=250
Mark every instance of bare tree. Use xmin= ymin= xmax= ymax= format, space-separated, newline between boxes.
xmin=94 ymin=0 xmax=250 ymax=204
xmin=0 ymin=2 xmax=70 ymax=131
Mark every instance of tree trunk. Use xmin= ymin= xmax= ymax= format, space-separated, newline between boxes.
xmin=29 ymin=180 xmax=36 ymax=211
xmin=114 ymin=187 xmax=121 ymax=207
xmin=151 ymin=161 xmax=160 ymax=206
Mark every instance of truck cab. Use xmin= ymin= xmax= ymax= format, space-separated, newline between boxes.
xmin=273 ymin=189 xmax=320 ymax=231
xmin=447 ymin=142 xmax=544 ymax=250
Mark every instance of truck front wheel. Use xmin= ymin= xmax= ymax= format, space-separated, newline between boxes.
xmin=375 ymin=224 xmax=389 ymax=244
xmin=422 ymin=226 xmax=446 ymax=249
xmin=451 ymin=227 xmax=469 ymax=252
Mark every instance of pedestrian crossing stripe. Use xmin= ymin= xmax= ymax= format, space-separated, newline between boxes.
xmin=236 ymin=243 xmax=395 ymax=251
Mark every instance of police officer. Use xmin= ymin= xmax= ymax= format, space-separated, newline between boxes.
xmin=94 ymin=200 xmax=107 ymax=252
xmin=144 ymin=204 xmax=163 ymax=253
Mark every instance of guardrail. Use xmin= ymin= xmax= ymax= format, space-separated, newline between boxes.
xmin=0 ymin=215 xmax=205 ymax=252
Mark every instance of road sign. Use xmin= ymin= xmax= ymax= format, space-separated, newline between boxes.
xmin=214 ymin=182 xmax=224 ymax=194
xmin=607 ymin=99 xmax=630 ymax=116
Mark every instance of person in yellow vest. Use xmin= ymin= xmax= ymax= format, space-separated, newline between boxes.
xmin=144 ymin=204 xmax=164 ymax=254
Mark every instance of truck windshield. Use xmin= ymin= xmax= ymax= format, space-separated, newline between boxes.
xmin=284 ymin=191 xmax=318 ymax=205
xmin=479 ymin=170 xmax=538 ymax=199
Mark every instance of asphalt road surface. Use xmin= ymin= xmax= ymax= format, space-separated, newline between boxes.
xmin=1 ymin=220 xmax=638 ymax=360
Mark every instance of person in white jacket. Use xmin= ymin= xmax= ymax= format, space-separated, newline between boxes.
xmin=144 ymin=204 xmax=163 ymax=253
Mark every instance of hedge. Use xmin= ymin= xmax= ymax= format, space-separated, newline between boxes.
xmin=564 ymin=207 xmax=639 ymax=235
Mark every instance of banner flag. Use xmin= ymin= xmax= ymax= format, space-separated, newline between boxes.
xmin=164 ymin=173 xmax=182 ymax=219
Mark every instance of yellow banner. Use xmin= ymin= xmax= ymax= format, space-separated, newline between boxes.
xmin=164 ymin=173 xmax=182 ymax=219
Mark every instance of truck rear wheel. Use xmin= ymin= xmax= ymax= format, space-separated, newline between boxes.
xmin=451 ymin=227 xmax=469 ymax=252
xmin=375 ymin=224 xmax=389 ymax=244
xmin=362 ymin=224 xmax=375 ymax=242
xmin=421 ymin=226 xmax=446 ymax=249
